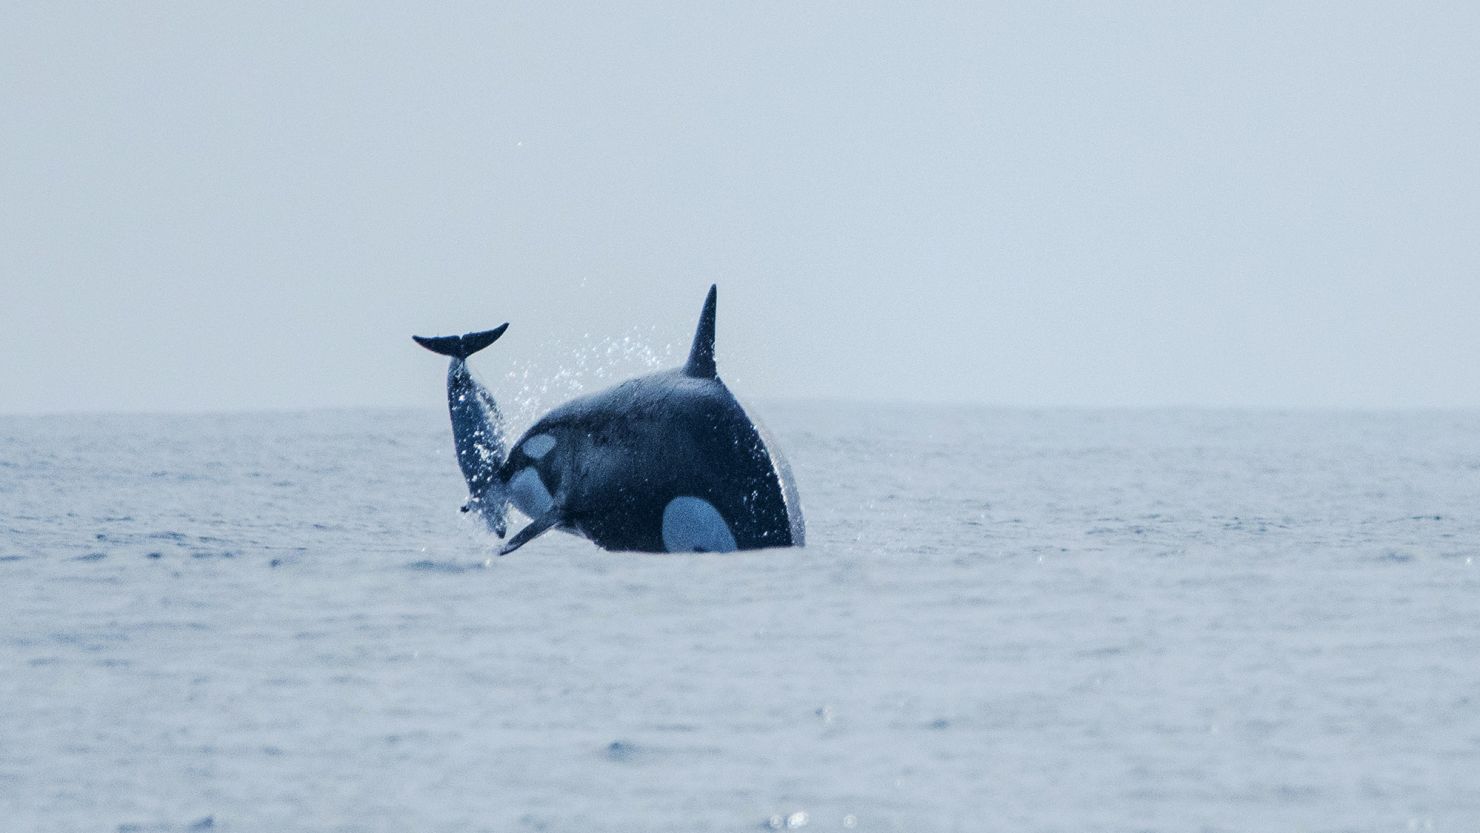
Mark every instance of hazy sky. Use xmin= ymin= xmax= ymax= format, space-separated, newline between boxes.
xmin=3 ymin=2 xmax=1478 ymax=414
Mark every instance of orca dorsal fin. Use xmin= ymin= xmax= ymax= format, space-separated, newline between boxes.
xmin=683 ymin=284 xmax=718 ymax=378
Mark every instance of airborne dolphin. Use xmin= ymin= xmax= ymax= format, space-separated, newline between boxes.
xmin=414 ymin=285 xmax=804 ymax=554
xmin=410 ymin=324 xmax=511 ymax=537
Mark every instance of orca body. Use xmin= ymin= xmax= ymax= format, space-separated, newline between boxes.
xmin=414 ymin=286 xmax=804 ymax=554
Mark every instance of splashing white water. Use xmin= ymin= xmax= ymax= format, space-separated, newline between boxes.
xmin=497 ymin=325 xmax=677 ymax=433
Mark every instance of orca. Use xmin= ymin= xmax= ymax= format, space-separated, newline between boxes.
xmin=414 ymin=285 xmax=804 ymax=554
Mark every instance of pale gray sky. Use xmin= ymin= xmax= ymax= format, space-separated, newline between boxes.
xmin=3 ymin=2 xmax=1478 ymax=414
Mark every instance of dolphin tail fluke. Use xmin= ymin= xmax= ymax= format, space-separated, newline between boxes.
xmin=498 ymin=507 xmax=563 ymax=555
xmin=412 ymin=323 xmax=510 ymax=359
xmin=683 ymin=284 xmax=718 ymax=378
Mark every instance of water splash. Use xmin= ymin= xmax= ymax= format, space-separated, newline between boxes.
xmin=498 ymin=325 xmax=676 ymax=433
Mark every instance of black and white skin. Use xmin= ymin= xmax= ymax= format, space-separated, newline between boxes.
xmin=414 ymin=286 xmax=804 ymax=554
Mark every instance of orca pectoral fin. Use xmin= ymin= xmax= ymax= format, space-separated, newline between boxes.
xmin=498 ymin=509 xmax=562 ymax=556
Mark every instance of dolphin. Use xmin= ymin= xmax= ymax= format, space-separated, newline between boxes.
xmin=414 ymin=285 xmax=804 ymax=554
xmin=410 ymin=324 xmax=512 ymax=538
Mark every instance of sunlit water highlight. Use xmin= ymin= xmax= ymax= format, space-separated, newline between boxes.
xmin=2 ymin=405 xmax=1479 ymax=832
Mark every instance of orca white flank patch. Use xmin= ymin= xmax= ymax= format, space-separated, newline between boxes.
xmin=662 ymin=497 xmax=738 ymax=553
xmin=509 ymin=467 xmax=554 ymax=518
xmin=522 ymin=434 xmax=557 ymax=459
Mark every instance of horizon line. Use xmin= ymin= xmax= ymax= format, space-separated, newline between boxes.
xmin=3 ymin=397 xmax=1479 ymax=420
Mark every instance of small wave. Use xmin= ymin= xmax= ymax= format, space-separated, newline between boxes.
xmin=604 ymin=740 xmax=641 ymax=762
xmin=405 ymin=559 xmax=472 ymax=573
xmin=1378 ymin=550 xmax=1416 ymax=563
xmin=116 ymin=816 xmax=214 ymax=833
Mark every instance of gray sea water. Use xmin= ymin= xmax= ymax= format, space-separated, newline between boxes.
xmin=2 ymin=405 xmax=1478 ymax=832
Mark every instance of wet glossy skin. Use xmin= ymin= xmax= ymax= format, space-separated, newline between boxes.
xmin=498 ymin=369 xmax=804 ymax=552
xmin=419 ymin=286 xmax=804 ymax=554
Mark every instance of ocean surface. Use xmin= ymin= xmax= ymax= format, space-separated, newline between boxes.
xmin=2 ymin=404 xmax=1478 ymax=832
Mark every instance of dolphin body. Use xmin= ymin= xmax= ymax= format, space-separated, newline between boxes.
xmin=414 ymin=286 xmax=804 ymax=555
